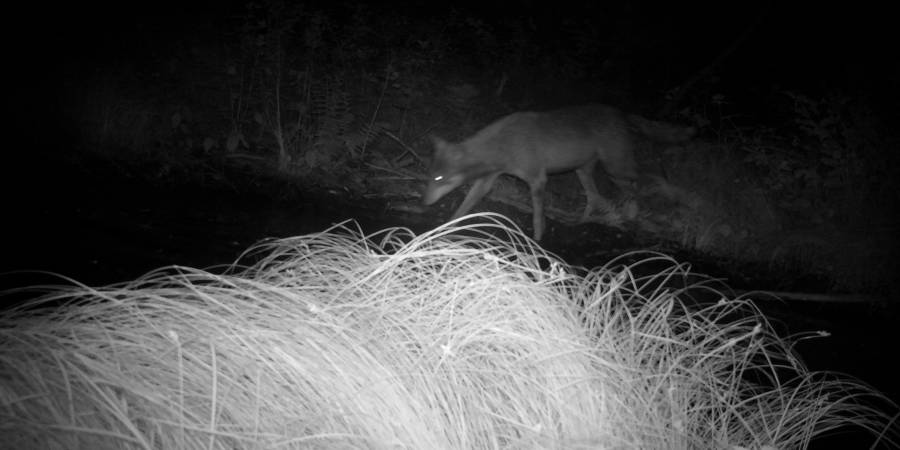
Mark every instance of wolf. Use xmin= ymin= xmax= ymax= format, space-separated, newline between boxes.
xmin=422 ymin=104 xmax=695 ymax=241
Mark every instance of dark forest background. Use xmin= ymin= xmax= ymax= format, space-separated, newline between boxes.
xmin=4 ymin=0 xmax=899 ymax=297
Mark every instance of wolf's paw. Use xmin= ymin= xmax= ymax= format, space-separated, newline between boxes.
xmin=580 ymin=199 xmax=615 ymax=222
xmin=599 ymin=209 xmax=627 ymax=230
xmin=580 ymin=201 xmax=630 ymax=230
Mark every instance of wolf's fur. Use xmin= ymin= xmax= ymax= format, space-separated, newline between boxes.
xmin=422 ymin=104 xmax=695 ymax=240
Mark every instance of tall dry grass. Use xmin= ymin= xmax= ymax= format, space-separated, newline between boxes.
xmin=1 ymin=213 xmax=896 ymax=449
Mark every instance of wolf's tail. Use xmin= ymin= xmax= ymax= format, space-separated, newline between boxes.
xmin=627 ymin=114 xmax=696 ymax=143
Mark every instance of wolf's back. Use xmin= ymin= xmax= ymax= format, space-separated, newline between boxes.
xmin=626 ymin=114 xmax=696 ymax=143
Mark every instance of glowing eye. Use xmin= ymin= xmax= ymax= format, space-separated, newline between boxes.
xmin=434 ymin=175 xmax=443 ymax=181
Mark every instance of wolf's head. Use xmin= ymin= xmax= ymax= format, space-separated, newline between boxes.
xmin=422 ymin=137 xmax=469 ymax=205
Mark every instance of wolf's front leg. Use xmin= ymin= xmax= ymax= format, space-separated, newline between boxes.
xmin=450 ymin=173 xmax=500 ymax=220
xmin=529 ymin=172 xmax=548 ymax=241
xmin=575 ymin=166 xmax=614 ymax=221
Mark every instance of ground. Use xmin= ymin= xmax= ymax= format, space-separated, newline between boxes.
xmin=3 ymin=153 xmax=897 ymax=447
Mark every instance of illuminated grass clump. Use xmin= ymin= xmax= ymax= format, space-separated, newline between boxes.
xmin=1 ymin=213 xmax=896 ymax=449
